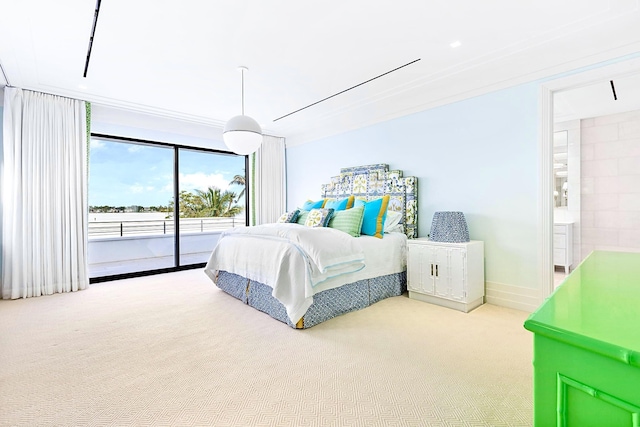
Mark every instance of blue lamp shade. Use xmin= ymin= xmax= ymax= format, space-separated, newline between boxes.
xmin=429 ymin=211 xmax=470 ymax=243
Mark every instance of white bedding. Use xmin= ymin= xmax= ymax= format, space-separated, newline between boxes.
xmin=312 ymin=232 xmax=407 ymax=293
xmin=204 ymin=223 xmax=407 ymax=324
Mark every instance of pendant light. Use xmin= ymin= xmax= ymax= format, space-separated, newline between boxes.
xmin=223 ymin=66 xmax=263 ymax=155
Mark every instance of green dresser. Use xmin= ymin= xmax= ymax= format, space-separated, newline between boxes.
xmin=524 ymin=251 xmax=640 ymax=427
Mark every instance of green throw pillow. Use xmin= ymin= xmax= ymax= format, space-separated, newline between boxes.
xmin=328 ymin=205 xmax=365 ymax=237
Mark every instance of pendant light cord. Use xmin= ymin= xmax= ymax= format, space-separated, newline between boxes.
xmin=241 ymin=68 xmax=245 ymax=115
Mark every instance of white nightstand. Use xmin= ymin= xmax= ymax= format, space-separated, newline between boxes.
xmin=407 ymin=238 xmax=485 ymax=313
xmin=553 ymin=222 xmax=573 ymax=274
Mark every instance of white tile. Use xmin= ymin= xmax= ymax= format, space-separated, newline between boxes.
xmin=593 ymin=110 xmax=640 ymax=126
xmin=596 ymin=245 xmax=640 ymax=253
xmin=619 ymin=120 xmax=640 ymax=140
xmin=581 ymin=159 xmax=618 ymax=177
xmin=619 ymin=156 xmax=640 ymax=175
xmin=581 ymin=177 xmax=594 ymax=195
xmin=618 ymin=211 xmax=640 ymax=229
xmin=581 ymin=123 xmax=619 ymax=144
xmin=581 ymin=144 xmax=595 ymax=161
xmin=619 ymin=230 xmax=640 ymax=249
xmin=593 ymin=176 xmax=620 ymax=194
xmin=594 ymin=211 xmax=620 ymax=228
xmin=581 ymin=193 xmax=619 ymax=211
xmin=581 ymin=210 xmax=594 ymax=228
xmin=619 ymin=194 xmax=640 ymax=211
xmin=618 ymin=175 xmax=640 ymax=193
xmin=617 ymin=138 xmax=640 ymax=157
xmin=581 ymin=118 xmax=595 ymax=128
xmin=593 ymin=141 xmax=622 ymax=159
xmin=581 ymin=227 xmax=619 ymax=246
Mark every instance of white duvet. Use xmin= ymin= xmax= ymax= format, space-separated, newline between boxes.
xmin=204 ymin=223 xmax=366 ymax=323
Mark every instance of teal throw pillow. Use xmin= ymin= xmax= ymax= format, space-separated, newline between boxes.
xmin=301 ymin=199 xmax=325 ymax=210
xmin=360 ymin=195 xmax=390 ymax=238
xmin=324 ymin=196 xmax=354 ymax=211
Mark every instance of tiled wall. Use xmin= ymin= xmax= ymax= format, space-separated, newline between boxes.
xmin=581 ymin=110 xmax=640 ymax=258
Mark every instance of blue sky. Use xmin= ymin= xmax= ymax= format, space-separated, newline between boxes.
xmin=89 ymin=138 xmax=245 ymax=207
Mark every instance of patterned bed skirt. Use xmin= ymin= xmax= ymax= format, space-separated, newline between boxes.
xmin=214 ymin=270 xmax=407 ymax=329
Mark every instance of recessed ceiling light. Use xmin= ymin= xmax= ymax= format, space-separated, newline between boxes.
xmin=450 ymin=41 xmax=462 ymax=48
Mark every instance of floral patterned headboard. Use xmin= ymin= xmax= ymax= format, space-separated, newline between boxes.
xmin=320 ymin=164 xmax=418 ymax=239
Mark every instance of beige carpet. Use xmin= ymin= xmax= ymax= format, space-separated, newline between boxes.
xmin=0 ymin=270 xmax=533 ymax=426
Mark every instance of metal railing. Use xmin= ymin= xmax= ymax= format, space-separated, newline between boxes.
xmin=88 ymin=217 xmax=245 ymax=238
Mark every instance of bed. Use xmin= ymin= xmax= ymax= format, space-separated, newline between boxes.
xmin=204 ymin=164 xmax=418 ymax=328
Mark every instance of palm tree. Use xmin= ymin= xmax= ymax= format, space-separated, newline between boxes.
xmin=229 ymin=174 xmax=246 ymax=202
xmin=195 ymin=186 xmax=244 ymax=217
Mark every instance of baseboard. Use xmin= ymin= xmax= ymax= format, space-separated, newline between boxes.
xmin=485 ymin=281 xmax=542 ymax=313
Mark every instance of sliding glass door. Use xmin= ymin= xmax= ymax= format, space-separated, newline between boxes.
xmin=88 ymin=135 xmax=247 ymax=280
xmin=178 ymin=148 xmax=246 ymax=266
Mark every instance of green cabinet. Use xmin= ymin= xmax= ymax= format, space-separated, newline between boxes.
xmin=524 ymin=251 xmax=640 ymax=426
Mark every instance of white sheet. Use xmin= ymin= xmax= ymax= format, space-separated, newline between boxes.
xmin=312 ymin=232 xmax=407 ymax=293
xmin=204 ymin=223 xmax=366 ymax=323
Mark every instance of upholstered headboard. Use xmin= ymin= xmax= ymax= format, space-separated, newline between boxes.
xmin=320 ymin=164 xmax=418 ymax=239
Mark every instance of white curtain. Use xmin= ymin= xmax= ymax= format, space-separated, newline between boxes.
xmin=1 ymin=88 xmax=89 ymax=299
xmin=251 ymin=135 xmax=286 ymax=225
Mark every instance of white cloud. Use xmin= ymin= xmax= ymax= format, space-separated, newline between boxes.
xmin=129 ymin=184 xmax=145 ymax=194
xmin=128 ymin=145 xmax=143 ymax=153
xmin=90 ymin=139 xmax=106 ymax=150
xmin=179 ymin=172 xmax=230 ymax=193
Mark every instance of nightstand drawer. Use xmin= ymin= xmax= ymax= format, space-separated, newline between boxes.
xmin=554 ymin=234 xmax=567 ymax=249
xmin=554 ymin=225 xmax=567 ymax=234
xmin=554 ymin=249 xmax=566 ymax=265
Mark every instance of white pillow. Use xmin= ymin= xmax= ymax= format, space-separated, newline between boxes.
xmin=384 ymin=210 xmax=402 ymax=232
xmin=387 ymin=225 xmax=403 ymax=234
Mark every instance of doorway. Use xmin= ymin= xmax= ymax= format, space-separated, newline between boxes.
xmin=540 ymin=56 xmax=640 ymax=298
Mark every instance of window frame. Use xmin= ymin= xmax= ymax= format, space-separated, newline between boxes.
xmin=89 ymin=133 xmax=249 ymax=283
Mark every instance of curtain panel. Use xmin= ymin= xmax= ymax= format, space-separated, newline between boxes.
xmin=1 ymin=88 xmax=89 ymax=299
xmin=251 ymin=135 xmax=286 ymax=225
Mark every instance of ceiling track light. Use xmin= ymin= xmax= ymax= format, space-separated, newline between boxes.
xmin=610 ymin=80 xmax=618 ymax=101
xmin=223 ymin=66 xmax=263 ymax=155
xmin=83 ymin=0 xmax=103 ymax=78
xmin=273 ymin=58 xmax=421 ymax=122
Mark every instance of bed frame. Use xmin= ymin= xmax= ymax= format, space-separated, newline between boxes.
xmin=215 ymin=164 xmax=418 ymax=328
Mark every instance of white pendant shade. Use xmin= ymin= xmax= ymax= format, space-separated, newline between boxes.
xmin=223 ymin=66 xmax=263 ymax=155
xmin=223 ymin=115 xmax=263 ymax=155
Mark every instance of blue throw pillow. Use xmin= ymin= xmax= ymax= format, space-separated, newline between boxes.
xmin=360 ymin=195 xmax=390 ymax=238
xmin=323 ymin=196 xmax=354 ymax=211
xmin=301 ymin=199 xmax=325 ymax=210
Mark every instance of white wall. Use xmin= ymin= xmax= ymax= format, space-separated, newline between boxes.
xmin=0 ymin=102 xmax=3 ymax=279
xmin=580 ymin=109 xmax=640 ymax=256
xmin=287 ymin=83 xmax=541 ymax=304
xmin=91 ymin=104 xmax=227 ymax=150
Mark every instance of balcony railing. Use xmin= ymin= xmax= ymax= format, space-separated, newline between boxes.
xmin=88 ymin=217 xmax=245 ymax=238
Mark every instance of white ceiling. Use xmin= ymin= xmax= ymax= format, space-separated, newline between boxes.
xmin=1 ymin=0 xmax=640 ymax=145
xmin=554 ymin=72 xmax=640 ymax=122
